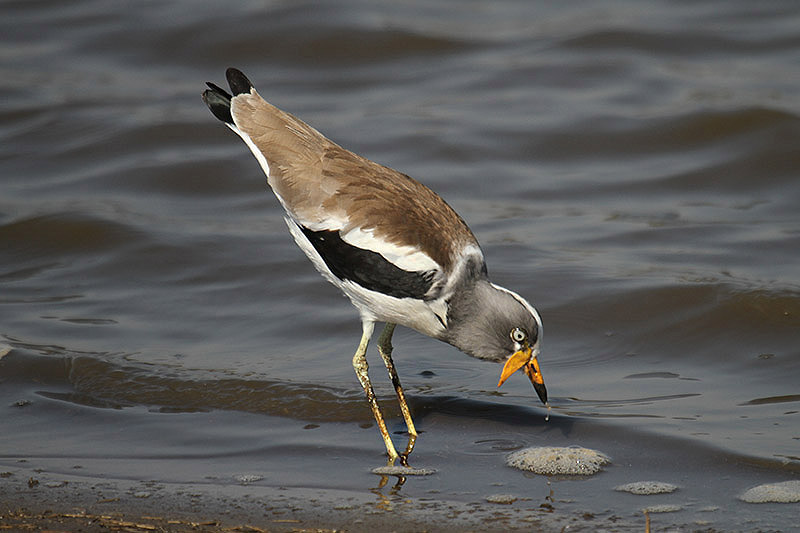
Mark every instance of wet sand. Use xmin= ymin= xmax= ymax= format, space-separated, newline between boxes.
xmin=0 ymin=471 xmax=599 ymax=532
xmin=0 ymin=469 xmax=663 ymax=533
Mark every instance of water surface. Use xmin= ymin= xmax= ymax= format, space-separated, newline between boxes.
xmin=1 ymin=1 xmax=799 ymax=530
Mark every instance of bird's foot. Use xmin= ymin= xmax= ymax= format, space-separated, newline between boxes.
xmin=401 ymin=432 xmax=416 ymax=465
xmin=385 ymin=452 xmax=399 ymax=467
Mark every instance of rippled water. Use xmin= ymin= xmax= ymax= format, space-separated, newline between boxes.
xmin=2 ymin=1 xmax=799 ymax=530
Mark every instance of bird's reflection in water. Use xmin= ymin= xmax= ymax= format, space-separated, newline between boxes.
xmin=371 ymin=473 xmax=406 ymax=512
xmin=375 ymin=472 xmax=406 ymax=492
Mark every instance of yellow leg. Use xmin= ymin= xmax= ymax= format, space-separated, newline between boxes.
xmin=352 ymin=321 xmax=400 ymax=465
xmin=377 ymin=323 xmax=418 ymax=466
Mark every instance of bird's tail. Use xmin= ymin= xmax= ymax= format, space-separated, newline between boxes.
xmin=201 ymin=67 xmax=255 ymax=125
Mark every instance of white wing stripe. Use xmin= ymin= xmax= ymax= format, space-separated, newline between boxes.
xmin=340 ymin=227 xmax=440 ymax=273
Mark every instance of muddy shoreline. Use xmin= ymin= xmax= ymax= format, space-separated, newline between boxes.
xmin=0 ymin=466 xmax=649 ymax=532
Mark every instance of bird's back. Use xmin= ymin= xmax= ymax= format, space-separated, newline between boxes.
xmin=229 ymin=87 xmax=479 ymax=273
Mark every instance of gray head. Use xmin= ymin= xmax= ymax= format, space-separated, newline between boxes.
xmin=443 ymin=278 xmax=547 ymax=404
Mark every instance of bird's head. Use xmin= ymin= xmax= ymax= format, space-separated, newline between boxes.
xmin=444 ymin=280 xmax=547 ymax=405
xmin=496 ymin=325 xmax=547 ymax=404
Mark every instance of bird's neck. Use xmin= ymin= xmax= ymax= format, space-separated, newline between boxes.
xmin=442 ymin=279 xmax=506 ymax=362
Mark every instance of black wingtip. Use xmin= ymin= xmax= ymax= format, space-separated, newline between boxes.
xmin=225 ymin=67 xmax=254 ymax=97
xmin=202 ymin=81 xmax=233 ymax=124
xmin=206 ymin=81 xmax=231 ymax=100
xmin=202 ymin=68 xmax=255 ymax=124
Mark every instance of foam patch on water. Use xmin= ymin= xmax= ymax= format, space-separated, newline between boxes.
xmin=485 ymin=494 xmax=517 ymax=504
xmin=233 ymin=474 xmax=264 ymax=485
xmin=739 ymin=480 xmax=800 ymax=503
xmin=505 ymin=446 xmax=610 ymax=475
xmin=371 ymin=465 xmax=436 ymax=476
xmin=615 ymin=481 xmax=679 ymax=495
xmin=643 ymin=504 xmax=681 ymax=513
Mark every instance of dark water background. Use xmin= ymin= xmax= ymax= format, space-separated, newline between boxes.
xmin=1 ymin=1 xmax=799 ymax=530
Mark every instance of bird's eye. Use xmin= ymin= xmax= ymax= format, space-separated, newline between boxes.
xmin=510 ymin=327 xmax=527 ymax=343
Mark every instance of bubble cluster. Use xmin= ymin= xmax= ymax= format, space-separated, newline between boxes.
xmin=642 ymin=504 xmax=682 ymax=513
xmin=615 ymin=481 xmax=679 ymax=495
xmin=739 ymin=480 xmax=800 ymax=503
xmin=485 ymin=494 xmax=518 ymax=504
xmin=233 ymin=474 xmax=264 ymax=485
xmin=371 ymin=465 xmax=436 ymax=476
xmin=505 ymin=446 xmax=610 ymax=475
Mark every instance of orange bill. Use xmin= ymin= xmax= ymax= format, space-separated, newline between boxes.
xmin=497 ymin=347 xmax=532 ymax=387
xmin=498 ymin=349 xmax=548 ymax=405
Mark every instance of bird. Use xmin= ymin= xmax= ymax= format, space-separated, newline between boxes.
xmin=202 ymin=68 xmax=548 ymax=466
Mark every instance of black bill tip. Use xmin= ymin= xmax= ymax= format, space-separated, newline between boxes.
xmin=533 ymin=380 xmax=548 ymax=405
